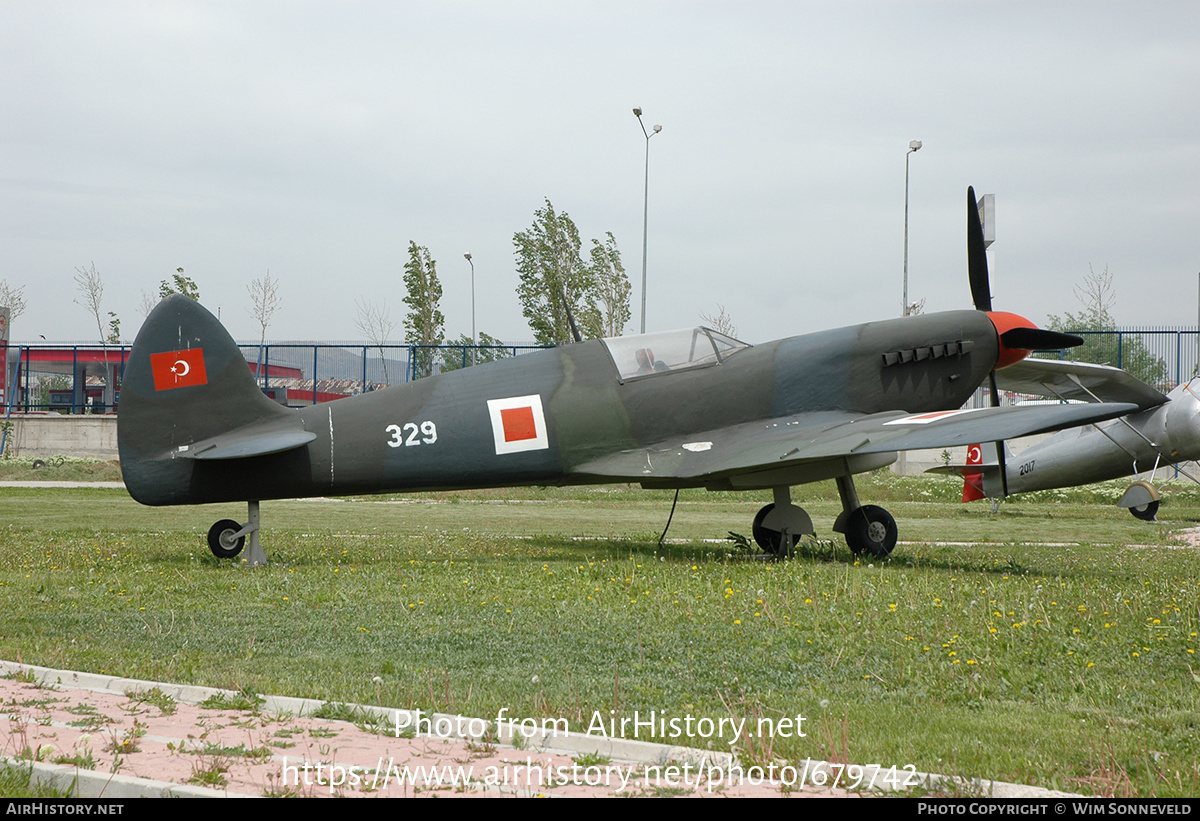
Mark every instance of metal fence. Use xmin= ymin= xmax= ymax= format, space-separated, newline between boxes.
xmin=963 ymin=328 xmax=1199 ymax=408
xmin=2 ymin=341 xmax=548 ymax=414
xmin=1038 ymin=328 xmax=1199 ymax=393
xmin=5 ymin=328 xmax=1197 ymax=416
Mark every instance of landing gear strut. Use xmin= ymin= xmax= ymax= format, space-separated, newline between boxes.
xmin=832 ymin=474 xmax=898 ymax=558
xmin=752 ymin=487 xmax=815 ymax=556
xmin=206 ymin=501 xmax=267 ymax=565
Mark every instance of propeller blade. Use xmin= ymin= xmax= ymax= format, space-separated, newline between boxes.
xmin=967 ymin=186 xmax=992 ymax=313
xmin=999 ymin=327 xmax=1084 ymax=351
xmin=988 ymin=371 xmax=1009 ymax=497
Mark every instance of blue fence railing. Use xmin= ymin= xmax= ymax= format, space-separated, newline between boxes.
xmin=2 ymin=341 xmax=549 ymax=414
xmin=1032 ymin=328 xmax=1197 ymax=393
xmin=4 ymin=328 xmax=1196 ymax=416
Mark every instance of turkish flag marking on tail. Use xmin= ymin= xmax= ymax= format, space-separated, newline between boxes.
xmin=962 ymin=443 xmax=986 ymax=502
xmin=487 ymin=395 xmax=549 ymax=454
xmin=150 ymin=348 xmax=208 ymax=391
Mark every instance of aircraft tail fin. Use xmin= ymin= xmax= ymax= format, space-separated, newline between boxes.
xmin=962 ymin=443 xmax=987 ymax=502
xmin=118 ymin=295 xmax=312 ymax=505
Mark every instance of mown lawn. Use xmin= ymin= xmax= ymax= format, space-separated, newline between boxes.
xmin=1 ymin=472 xmax=1197 ymax=796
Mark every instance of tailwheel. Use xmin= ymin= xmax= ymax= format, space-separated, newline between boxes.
xmin=752 ymin=499 xmax=814 ymax=557
xmin=844 ymin=505 xmax=897 ymax=558
xmin=207 ymin=519 xmax=246 ymax=559
xmin=1129 ymin=500 xmax=1159 ymax=522
xmin=1119 ymin=481 xmax=1160 ymax=523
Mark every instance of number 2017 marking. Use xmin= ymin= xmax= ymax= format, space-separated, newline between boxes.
xmin=386 ymin=421 xmax=438 ymax=448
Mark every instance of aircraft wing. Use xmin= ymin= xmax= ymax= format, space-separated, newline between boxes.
xmin=994 ymin=358 xmax=1167 ymax=410
xmin=573 ymin=401 xmax=1139 ymax=483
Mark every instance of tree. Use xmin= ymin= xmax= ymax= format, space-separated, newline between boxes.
xmin=74 ymin=262 xmax=109 ymax=344
xmin=138 ymin=289 xmax=158 ymax=319
xmin=248 ymin=270 xmax=281 ymax=386
xmin=0 ymin=279 xmax=27 ymax=320
xmin=514 ymin=199 xmax=605 ymax=346
xmin=438 ymin=332 xmax=512 ymax=373
xmin=74 ymin=262 xmax=119 ymax=408
xmin=699 ymin=304 xmax=737 ymax=338
xmin=589 ymin=233 xmax=631 ymax=338
xmin=160 ymin=268 xmax=200 ymax=300
xmin=402 ymin=242 xmax=445 ymax=379
xmin=1047 ymin=265 xmax=1168 ymax=387
xmin=355 ymin=297 xmax=397 ymax=386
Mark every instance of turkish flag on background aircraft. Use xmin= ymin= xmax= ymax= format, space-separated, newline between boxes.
xmin=150 ymin=348 xmax=208 ymax=391
xmin=962 ymin=443 xmax=986 ymax=502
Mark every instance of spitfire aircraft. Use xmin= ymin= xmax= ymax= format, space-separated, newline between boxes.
xmin=118 ymin=188 xmax=1140 ymax=564
xmin=931 ymin=358 xmax=1200 ymax=521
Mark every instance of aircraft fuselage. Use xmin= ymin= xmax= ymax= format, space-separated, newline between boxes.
xmin=120 ymin=307 xmax=1000 ymax=506
xmin=993 ymin=379 xmax=1200 ymax=496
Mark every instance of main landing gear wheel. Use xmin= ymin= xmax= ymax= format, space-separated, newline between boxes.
xmin=752 ymin=502 xmax=814 ymax=556
xmin=752 ymin=504 xmax=788 ymax=555
xmin=1129 ymin=500 xmax=1160 ymax=522
xmin=208 ymin=519 xmax=246 ymax=559
xmin=845 ymin=505 xmax=897 ymax=558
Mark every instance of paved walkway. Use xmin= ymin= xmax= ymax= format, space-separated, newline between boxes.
xmin=1 ymin=662 xmax=848 ymax=798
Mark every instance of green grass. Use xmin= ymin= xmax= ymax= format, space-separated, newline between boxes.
xmin=1 ymin=474 xmax=1198 ymax=796
xmin=124 ymin=686 xmax=177 ymax=716
xmin=0 ymin=762 xmax=73 ymax=798
xmin=0 ymin=457 xmax=122 ymax=482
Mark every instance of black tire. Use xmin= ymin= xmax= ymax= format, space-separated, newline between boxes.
xmin=751 ymin=503 xmax=797 ymax=557
xmin=752 ymin=504 xmax=776 ymax=551
xmin=1129 ymin=500 xmax=1159 ymax=522
xmin=845 ymin=505 xmax=897 ymax=558
xmin=207 ymin=519 xmax=245 ymax=559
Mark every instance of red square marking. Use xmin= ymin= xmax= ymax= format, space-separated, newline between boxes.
xmin=500 ymin=406 xmax=537 ymax=442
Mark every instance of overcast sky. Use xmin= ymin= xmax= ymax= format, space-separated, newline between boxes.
xmin=3 ymin=1 xmax=1198 ymax=345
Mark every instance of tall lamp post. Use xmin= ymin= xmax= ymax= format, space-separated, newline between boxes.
xmin=902 ymin=139 xmax=922 ymax=317
xmin=634 ymin=107 xmax=661 ymax=335
xmin=464 ymin=253 xmax=475 ymax=366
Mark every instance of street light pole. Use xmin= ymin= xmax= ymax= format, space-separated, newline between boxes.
xmin=903 ymin=139 xmax=922 ymax=317
xmin=464 ymin=253 xmax=475 ymax=366
xmin=634 ymin=107 xmax=661 ymax=335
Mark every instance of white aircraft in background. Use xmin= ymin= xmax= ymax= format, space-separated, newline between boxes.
xmin=930 ymin=358 xmax=1200 ymax=521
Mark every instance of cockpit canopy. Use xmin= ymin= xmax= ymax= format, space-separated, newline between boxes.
xmin=602 ymin=327 xmax=751 ymax=380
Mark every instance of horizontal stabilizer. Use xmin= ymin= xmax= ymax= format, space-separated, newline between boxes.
xmin=925 ymin=464 xmax=1001 ymax=478
xmin=925 ymin=440 xmax=1009 ymax=477
xmin=179 ymin=428 xmax=317 ymax=460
